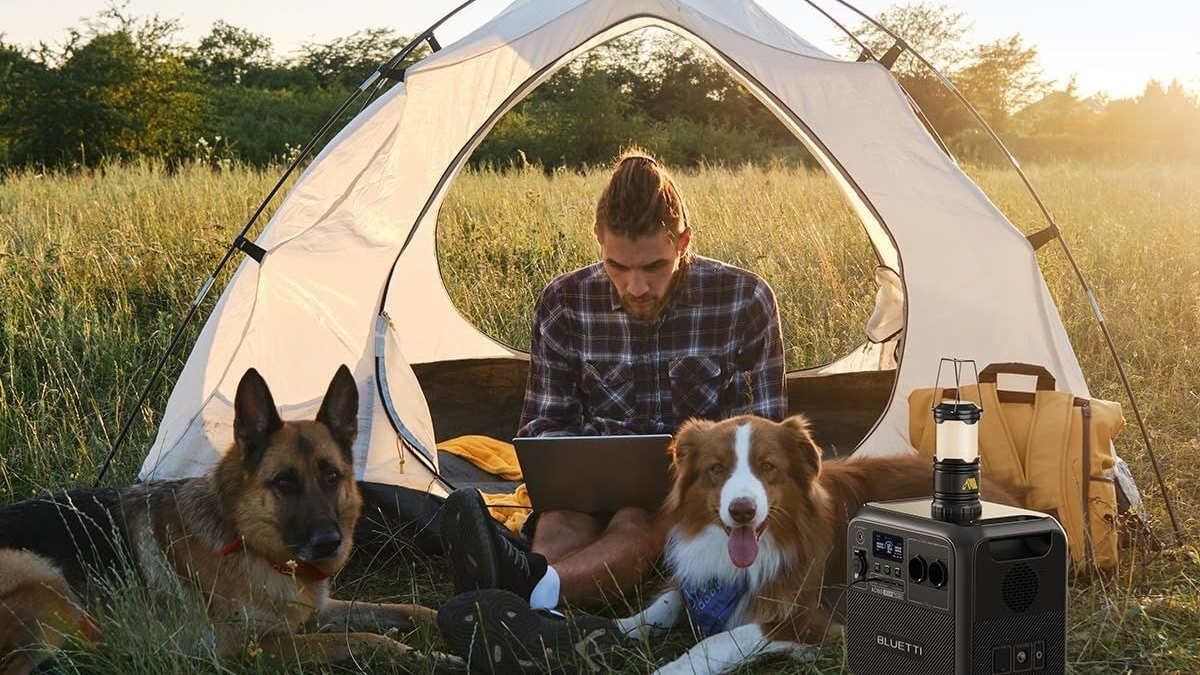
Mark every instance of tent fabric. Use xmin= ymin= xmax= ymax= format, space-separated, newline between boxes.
xmin=866 ymin=266 xmax=904 ymax=344
xmin=140 ymin=0 xmax=1117 ymax=505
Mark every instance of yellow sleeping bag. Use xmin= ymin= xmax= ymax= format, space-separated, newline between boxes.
xmin=436 ymin=435 xmax=531 ymax=535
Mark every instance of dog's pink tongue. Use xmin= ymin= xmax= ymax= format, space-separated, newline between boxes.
xmin=728 ymin=526 xmax=759 ymax=568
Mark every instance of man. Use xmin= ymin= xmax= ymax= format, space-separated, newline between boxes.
xmin=437 ymin=148 xmax=786 ymax=665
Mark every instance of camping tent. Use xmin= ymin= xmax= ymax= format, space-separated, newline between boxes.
xmin=137 ymin=0 xmax=1142 ymax=518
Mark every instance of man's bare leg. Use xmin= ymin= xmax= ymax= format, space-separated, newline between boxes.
xmin=532 ymin=507 xmax=665 ymax=609
xmin=531 ymin=510 xmax=605 ymax=563
xmin=440 ymin=491 xmax=663 ymax=610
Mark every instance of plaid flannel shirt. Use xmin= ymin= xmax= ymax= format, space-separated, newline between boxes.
xmin=517 ymin=255 xmax=787 ymax=437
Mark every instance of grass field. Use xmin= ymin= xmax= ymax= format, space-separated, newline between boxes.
xmin=0 ymin=158 xmax=1197 ymax=673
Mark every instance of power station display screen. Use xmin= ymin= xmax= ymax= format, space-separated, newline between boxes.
xmin=873 ymin=531 xmax=905 ymax=562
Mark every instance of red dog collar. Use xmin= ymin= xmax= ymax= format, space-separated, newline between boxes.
xmin=219 ymin=538 xmax=332 ymax=582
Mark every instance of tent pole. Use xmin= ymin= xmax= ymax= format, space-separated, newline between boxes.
xmin=808 ymin=0 xmax=1183 ymax=545
xmin=93 ymin=289 xmax=206 ymax=486
xmin=1051 ymin=239 xmax=1185 ymax=546
xmin=93 ymin=2 xmax=487 ymax=486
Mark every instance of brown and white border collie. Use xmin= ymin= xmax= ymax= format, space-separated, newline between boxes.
xmin=616 ymin=414 xmax=1019 ymax=675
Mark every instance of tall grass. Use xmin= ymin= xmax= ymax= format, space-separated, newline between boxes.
xmin=437 ymin=161 xmax=877 ymax=366
xmin=1 ymin=159 xmax=1197 ymax=673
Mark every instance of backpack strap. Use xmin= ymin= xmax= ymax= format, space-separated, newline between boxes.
xmin=1078 ymin=398 xmax=1094 ymax=565
xmin=976 ymin=363 xmax=1057 ymax=404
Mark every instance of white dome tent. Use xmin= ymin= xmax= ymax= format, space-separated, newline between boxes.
xmin=96 ymin=0 xmax=1174 ymax=546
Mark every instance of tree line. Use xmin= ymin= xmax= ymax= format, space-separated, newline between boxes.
xmin=1 ymin=3 xmax=1196 ymax=172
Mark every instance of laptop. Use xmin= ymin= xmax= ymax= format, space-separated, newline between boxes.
xmin=512 ymin=434 xmax=674 ymax=513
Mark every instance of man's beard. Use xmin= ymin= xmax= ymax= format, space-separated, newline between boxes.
xmin=619 ymin=293 xmax=668 ymax=322
xmin=618 ymin=262 xmax=685 ymax=323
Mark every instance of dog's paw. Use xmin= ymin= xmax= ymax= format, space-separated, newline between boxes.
xmin=788 ymin=642 xmax=822 ymax=663
xmin=614 ymin=616 xmax=650 ymax=640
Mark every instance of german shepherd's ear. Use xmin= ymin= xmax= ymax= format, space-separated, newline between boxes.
xmin=235 ymin=367 xmax=284 ymax=468
xmin=316 ymin=364 xmax=359 ymax=462
xmin=781 ymin=414 xmax=822 ymax=481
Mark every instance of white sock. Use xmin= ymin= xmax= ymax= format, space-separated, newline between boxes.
xmin=528 ymin=564 xmax=561 ymax=610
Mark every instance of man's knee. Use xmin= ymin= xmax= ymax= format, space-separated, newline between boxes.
xmin=539 ymin=510 xmax=605 ymax=536
xmin=609 ymin=506 xmax=653 ymax=528
xmin=532 ymin=510 xmax=606 ymax=561
xmin=607 ymin=507 xmax=664 ymax=551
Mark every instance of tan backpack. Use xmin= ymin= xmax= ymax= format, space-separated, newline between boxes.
xmin=908 ymin=362 xmax=1124 ymax=572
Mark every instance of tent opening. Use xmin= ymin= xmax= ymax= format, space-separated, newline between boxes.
xmin=413 ymin=27 xmax=897 ymax=457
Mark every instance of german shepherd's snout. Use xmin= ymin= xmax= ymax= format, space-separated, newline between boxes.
xmin=301 ymin=522 xmax=345 ymax=562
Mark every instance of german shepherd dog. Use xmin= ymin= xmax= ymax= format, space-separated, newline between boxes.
xmin=0 ymin=366 xmax=445 ymax=675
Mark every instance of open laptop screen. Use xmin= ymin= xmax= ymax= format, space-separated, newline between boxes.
xmin=512 ymin=434 xmax=673 ymax=513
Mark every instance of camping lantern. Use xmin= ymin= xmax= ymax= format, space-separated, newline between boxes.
xmin=930 ymin=358 xmax=983 ymax=524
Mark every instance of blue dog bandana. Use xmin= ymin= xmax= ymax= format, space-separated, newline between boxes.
xmin=681 ymin=578 xmax=748 ymax=637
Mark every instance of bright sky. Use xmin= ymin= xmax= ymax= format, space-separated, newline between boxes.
xmin=3 ymin=0 xmax=1196 ymax=100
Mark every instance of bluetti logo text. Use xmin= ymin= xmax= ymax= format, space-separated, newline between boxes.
xmin=876 ymin=633 xmax=925 ymax=660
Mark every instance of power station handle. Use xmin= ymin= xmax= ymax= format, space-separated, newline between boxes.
xmin=978 ymin=362 xmax=1056 ymax=391
xmin=987 ymin=532 xmax=1053 ymax=562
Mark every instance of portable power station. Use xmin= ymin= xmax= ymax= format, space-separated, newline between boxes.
xmin=845 ymin=498 xmax=1068 ymax=675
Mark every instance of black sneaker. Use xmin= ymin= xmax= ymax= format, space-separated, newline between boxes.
xmin=440 ymin=487 xmax=547 ymax=597
xmin=438 ymin=588 xmax=626 ymax=675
